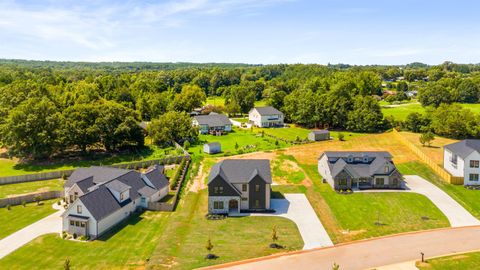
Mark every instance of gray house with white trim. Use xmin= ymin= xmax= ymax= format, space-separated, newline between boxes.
xmin=248 ymin=106 xmax=284 ymax=128
xmin=208 ymin=159 xmax=272 ymax=214
xmin=193 ymin=113 xmax=232 ymax=134
xmin=62 ymin=165 xmax=169 ymax=239
xmin=318 ymin=151 xmax=403 ymax=190
xmin=444 ymin=140 xmax=480 ymax=185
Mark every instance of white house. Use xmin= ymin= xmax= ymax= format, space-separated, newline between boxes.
xmin=444 ymin=140 xmax=480 ymax=185
xmin=62 ymin=165 xmax=169 ymax=239
xmin=248 ymin=106 xmax=284 ymax=128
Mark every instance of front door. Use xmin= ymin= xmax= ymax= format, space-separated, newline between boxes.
xmin=228 ymin=199 xmax=238 ymax=212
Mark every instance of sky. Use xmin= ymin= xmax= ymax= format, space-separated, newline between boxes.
xmin=0 ymin=0 xmax=479 ymax=65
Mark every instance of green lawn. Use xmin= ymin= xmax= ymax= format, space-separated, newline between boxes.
xmin=0 ymin=210 xmax=172 ymax=269
xmin=257 ymin=126 xmax=365 ymax=142
xmin=417 ymin=251 xmax=480 ymax=269
xmin=189 ymin=128 xmax=289 ymax=156
xmin=286 ymin=160 xmax=450 ymax=243
xmin=381 ymin=102 xmax=480 ymax=121
xmin=0 ymin=199 xmax=58 ymax=240
xmin=147 ymin=190 xmax=303 ymax=269
xmin=397 ymin=161 xmax=480 ymax=219
xmin=0 ymin=179 xmax=64 ymax=199
xmin=272 ymin=154 xmax=306 ymax=184
xmin=0 ymin=145 xmax=175 ymax=177
xmin=205 ymin=97 xmax=267 ymax=107
xmin=231 ymin=117 xmax=249 ymax=123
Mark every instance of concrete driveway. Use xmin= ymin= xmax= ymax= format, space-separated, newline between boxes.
xmin=249 ymin=193 xmax=333 ymax=250
xmin=357 ymin=175 xmax=480 ymax=227
xmin=0 ymin=208 xmax=63 ymax=259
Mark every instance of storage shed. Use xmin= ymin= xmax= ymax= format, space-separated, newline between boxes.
xmin=308 ymin=130 xmax=330 ymax=141
xmin=204 ymin=142 xmax=221 ymax=154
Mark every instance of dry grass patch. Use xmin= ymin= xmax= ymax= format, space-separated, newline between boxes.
xmin=399 ymin=132 xmax=458 ymax=165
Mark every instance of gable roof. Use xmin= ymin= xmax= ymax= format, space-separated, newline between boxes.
xmin=310 ymin=130 xmax=330 ymax=135
xmin=321 ymin=151 xmax=396 ymax=179
xmin=79 ymin=186 xmax=129 ymax=221
xmin=251 ymin=106 xmax=283 ymax=116
xmin=65 ymin=166 xmax=131 ymax=188
xmin=205 ymin=142 xmax=221 ymax=147
xmin=444 ymin=140 xmax=480 ymax=159
xmin=143 ymin=165 xmax=169 ymax=190
xmin=75 ymin=176 xmax=94 ymax=193
xmin=105 ymin=180 xmax=131 ymax=193
xmin=193 ymin=114 xmax=231 ymax=127
xmin=208 ymin=159 xmax=272 ymax=184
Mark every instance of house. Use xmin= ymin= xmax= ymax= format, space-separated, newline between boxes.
xmin=193 ymin=113 xmax=232 ymax=135
xmin=406 ymin=90 xmax=418 ymax=97
xmin=248 ymin=106 xmax=284 ymax=128
xmin=444 ymin=140 xmax=480 ymax=185
xmin=62 ymin=165 xmax=169 ymax=239
xmin=208 ymin=159 xmax=272 ymax=214
xmin=318 ymin=151 xmax=403 ymax=190
xmin=204 ymin=142 xmax=221 ymax=154
xmin=308 ymin=130 xmax=330 ymax=141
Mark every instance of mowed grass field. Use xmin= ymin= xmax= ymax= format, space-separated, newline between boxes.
xmin=0 ymin=199 xmax=58 ymax=240
xmin=256 ymin=125 xmax=365 ymax=142
xmin=189 ymin=128 xmax=289 ymax=156
xmin=205 ymin=97 xmax=267 ymax=107
xmin=0 ymin=179 xmax=64 ymax=199
xmin=381 ymin=102 xmax=480 ymax=121
xmin=399 ymin=131 xmax=457 ymax=165
xmin=0 ymin=145 xmax=174 ymax=177
xmin=417 ymin=251 xmax=480 ymax=269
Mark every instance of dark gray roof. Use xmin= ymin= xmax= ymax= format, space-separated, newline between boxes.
xmin=144 ymin=165 xmax=169 ymax=190
xmin=208 ymin=159 xmax=272 ymax=184
xmin=65 ymin=166 xmax=131 ymax=188
xmin=444 ymin=140 xmax=480 ymax=159
xmin=75 ymin=176 xmax=94 ymax=193
xmin=321 ymin=151 xmax=396 ymax=179
xmin=194 ymin=114 xmax=231 ymax=127
xmin=105 ymin=180 xmax=131 ymax=193
xmin=310 ymin=130 xmax=330 ymax=135
xmin=251 ymin=106 xmax=283 ymax=115
xmin=138 ymin=186 xmax=158 ymax=197
xmin=79 ymin=186 xmax=128 ymax=221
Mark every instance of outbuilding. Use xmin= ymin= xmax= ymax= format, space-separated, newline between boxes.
xmin=204 ymin=142 xmax=221 ymax=154
xmin=308 ymin=130 xmax=330 ymax=141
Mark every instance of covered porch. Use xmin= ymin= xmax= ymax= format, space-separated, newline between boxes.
xmin=66 ymin=214 xmax=89 ymax=237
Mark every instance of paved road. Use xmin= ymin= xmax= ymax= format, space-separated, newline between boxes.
xmin=204 ymin=226 xmax=480 ymax=270
xmin=238 ymin=194 xmax=333 ymax=250
xmin=404 ymin=175 xmax=480 ymax=227
xmin=0 ymin=209 xmax=63 ymax=259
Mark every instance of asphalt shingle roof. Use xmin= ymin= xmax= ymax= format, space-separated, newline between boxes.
xmin=251 ymin=106 xmax=283 ymax=115
xmin=193 ymin=114 xmax=231 ymax=127
xmin=66 ymin=166 xmax=131 ymax=188
xmin=310 ymin=130 xmax=330 ymax=135
xmin=208 ymin=159 xmax=272 ymax=184
xmin=144 ymin=165 xmax=169 ymax=190
xmin=322 ymin=151 xmax=396 ymax=179
xmin=444 ymin=140 xmax=480 ymax=159
xmin=105 ymin=180 xmax=131 ymax=193
xmin=79 ymin=186 xmax=126 ymax=221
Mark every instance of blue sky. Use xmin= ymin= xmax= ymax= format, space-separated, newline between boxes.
xmin=0 ymin=0 xmax=479 ymax=65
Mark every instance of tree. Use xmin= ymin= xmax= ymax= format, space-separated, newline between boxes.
xmin=0 ymin=97 xmax=60 ymax=159
xmin=332 ymin=262 xmax=340 ymax=270
xmin=148 ymin=111 xmax=198 ymax=146
xmin=346 ymin=96 xmax=384 ymax=133
xmin=183 ymin=140 xmax=190 ymax=150
xmin=223 ymin=85 xmax=255 ymax=114
xmin=64 ymin=258 xmax=71 ymax=270
xmin=170 ymin=84 xmax=206 ymax=112
xmin=396 ymin=81 xmax=409 ymax=92
xmin=418 ymin=84 xmax=452 ymax=107
xmin=206 ymin=237 xmax=214 ymax=257
xmin=430 ymin=104 xmax=479 ymax=139
xmin=456 ymin=79 xmax=479 ymax=103
xmin=403 ymin=112 xmax=430 ymax=133
xmin=271 ymin=225 xmax=278 ymax=244
xmin=59 ymin=103 xmax=100 ymax=153
xmin=338 ymin=133 xmax=345 ymax=141
xmin=419 ymin=132 xmax=435 ymax=147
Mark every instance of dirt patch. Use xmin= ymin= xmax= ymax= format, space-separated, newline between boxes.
xmin=223 ymin=150 xmax=278 ymax=161
xmin=341 ymin=229 xmax=367 ymax=236
xmin=6 ymin=187 xmax=51 ymax=198
xmin=189 ymin=162 xmax=207 ymax=193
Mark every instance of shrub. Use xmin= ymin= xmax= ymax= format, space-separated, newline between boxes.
xmin=183 ymin=140 xmax=190 ymax=150
xmin=22 ymin=201 xmax=26 ymax=207
xmin=57 ymin=200 xmax=61 ymax=206
xmin=62 ymin=231 xmax=68 ymax=239
xmin=72 ymin=233 xmax=77 ymax=239
xmin=78 ymin=235 xmax=89 ymax=241
xmin=338 ymin=133 xmax=345 ymax=141
xmin=61 ymin=173 xmax=67 ymax=180
xmin=6 ymin=204 xmax=11 ymax=210
xmin=34 ymin=196 xmax=41 ymax=205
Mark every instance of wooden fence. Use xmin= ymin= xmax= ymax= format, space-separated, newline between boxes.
xmin=0 ymin=190 xmax=63 ymax=208
xmin=147 ymin=158 xmax=191 ymax=212
xmin=0 ymin=156 xmax=186 ymax=186
xmin=262 ymin=133 xmax=312 ymax=145
xmin=392 ymin=129 xmax=464 ymax=185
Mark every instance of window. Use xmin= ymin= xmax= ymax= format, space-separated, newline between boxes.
xmin=70 ymin=220 xmax=74 ymax=226
xmin=339 ymin=179 xmax=347 ymax=185
xmin=376 ymin=178 xmax=385 ymax=186
xmin=241 ymin=197 xmax=248 ymax=201
xmin=75 ymin=221 xmax=80 ymax=227
xmin=469 ymin=174 xmax=479 ymax=181
xmin=255 ymin=185 xmax=260 ymax=192
xmin=141 ymin=197 xmax=146 ymax=203
xmin=214 ymin=186 xmax=223 ymax=194
xmin=213 ymin=201 xmax=224 ymax=209
xmin=384 ymin=165 xmax=389 ymax=173
xmin=451 ymin=154 xmax=458 ymax=165
xmin=242 ymin=184 xmax=247 ymax=192
xmin=120 ymin=192 xmax=124 ymax=201
xmin=77 ymin=205 xmax=82 ymax=214
xmin=80 ymin=222 xmax=85 ymax=228
xmin=470 ymin=160 xmax=480 ymax=168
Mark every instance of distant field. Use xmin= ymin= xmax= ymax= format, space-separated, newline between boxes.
xmin=258 ymin=126 xmax=365 ymax=142
xmin=0 ymin=179 xmax=64 ymax=199
xmin=381 ymin=102 xmax=480 ymax=121
xmin=205 ymin=97 xmax=267 ymax=107
xmin=0 ymin=145 xmax=175 ymax=177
